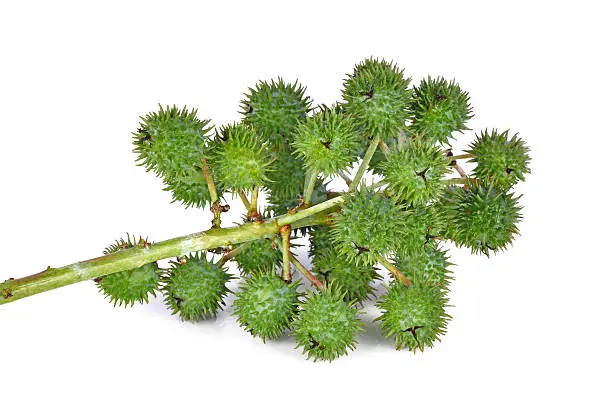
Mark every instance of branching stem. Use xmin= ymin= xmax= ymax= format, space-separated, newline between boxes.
xmin=0 ymin=197 xmax=344 ymax=305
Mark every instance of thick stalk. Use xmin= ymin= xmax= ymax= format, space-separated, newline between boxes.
xmin=349 ymin=135 xmax=380 ymax=192
xmin=280 ymin=225 xmax=292 ymax=282
xmin=0 ymin=199 xmax=343 ymax=306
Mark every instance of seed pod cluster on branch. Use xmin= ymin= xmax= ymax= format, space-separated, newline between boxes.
xmin=0 ymin=57 xmax=531 ymax=362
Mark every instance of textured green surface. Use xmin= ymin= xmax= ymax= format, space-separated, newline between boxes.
xmin=233 ymin=274 xmax=300 ymax=341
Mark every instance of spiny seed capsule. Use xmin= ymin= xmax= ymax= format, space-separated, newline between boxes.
xmin=395 ymin=205 xmax=444 ymax=257
xmin=393 ymin=246 xmax=453 ymax=291
xmin=342 ymin=57 xmax=412 ymax=138
xmin=207 ymin=123 xmax=274 ymax=192
xmin=234 ymin=237 xmax=283 ymax=276
xmin=332 ymin=187 xmax=405 ymax=266
xmin=378 ymin=138 xmax=451 ymax=206
xmin=292 ymin=105 xmax=361 ymax=176
xmin=133 ymin=105 xmax=213 ymax=179
xmin=292 ymin=284 xmax=363 ymax=362
xmin=467 ymin=129 xmax=531 ymax=190
xmin=162 ymin=253 xmax=233 ymax=321
xmin=233 ymin=274 xmax=300 ymax=342
xmin=312 ymin=248 xmax=381 ymax=304
xmin=408 ymin=76 xmax=473 ymax=145
xmin=162 ymin=167 xmax=222 ymax=209
xmin=439 ymin=185 xmax=523 ymax=256
xmin=376 ymin=283 xmax=450 ymax=352
xmin=95 ymin=235 xmax=162 ymax=307
xmin=265 ymin=146 xmax=306 ymax=205
xmin=240 ymin=78 xmax=312 ymax=146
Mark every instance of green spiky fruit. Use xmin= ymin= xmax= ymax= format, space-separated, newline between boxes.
xmin=292 ymin=106 xmax=361 ymax=176
xmin=292 ymin=285 xmax=363 ymax=362
xmin=467 ymin=129 xmax=531 ymax=190
xmin=332 ymin=187 xmax=405 ymax=265
xmin=133 ymin=105 xmax=213 ymax=179
xmin=308 ymin=225 xmax=335 ymax=268
xmin=265 ymin=146 xmax=305 ymax=203
xmin=440 ymin=185 xmax=522 ymax=256
xmin=234 ymin=237 xmax=283 ymax=275
xmin=378 ymin=139 xmax=451 ymax=206
xmin=208 ymin=123 xmax=273 ymax=192
xmin=312 ymin=249 xmax=380 ymax=303
xmin=409 ymin=76 xmax=472 ymax=145
xmin=394 ymin=247 xmax=453 ymax=290
xmin=95 ymin=235 xmax=161 ymax=307
xmin=342 ymin=57 xmax=412 ymax=137
xmin=163 ymin=253 xmax=233 ymax=321
xmin=162 ymin=167 xmax=217 ymax=208
xmin=233 ymin=274 xmax=300 ymax=342
xmin=240 ymin=78 xmax=312 ymax=146
xmin=395 ymin=205 xmax=443 ymax=257
xmin=376 ymin=283 xmax=450 ymax=351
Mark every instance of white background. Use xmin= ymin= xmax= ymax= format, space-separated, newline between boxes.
xmin=0 ymin=1 xmax=610 ymax=403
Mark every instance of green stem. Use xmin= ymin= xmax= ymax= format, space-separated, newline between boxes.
xmin=290 ymin=255 xmax=324 ymax=290
xmin=238 ymin=190 xmax=250 ymax=210
xmin=247 ymin=187 xmax=261 ymax=220
xmin=349 ymin=135 xmax=380 ymax=192
xmin=378 ymin=256 xmax=412 ymax=287
xmin=202 ymin=159 xmax=222 ymax=228
xmin=447 ymin=153 xmax=475 ymax=160
xmin=0 ymin=199 xmax=343 ymax=306
xmin=280 ymin=225 xmax=292 ymax=282
xmin=303 ymin=170 xmax=318 ymax=205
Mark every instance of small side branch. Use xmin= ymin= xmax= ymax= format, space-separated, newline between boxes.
xmin=216 ymin=242 xmax=249 ymax=266
xmin=378 ymin=256 xmax=412 ymax=287
xmin=303 ymin=170 xmax=318 ymax=206
xmin=280 ymin=225 xmax=292 ymax=282
xmin=202 ymin=159 xmax=224 ymax=228
xmin=349 ymin=134 xmax=380 ymax=192
xmin=238 ymin=190 xmax=251 ymax=211
xmin=290 ymin=255 xmax=324 ymax=290
xmin=247 ymin=186 xmax=261 ymax=221
xmin=339 ymin=171 xmax=352 ymax=187
xmin=378 ymin=138 xmax=391 ymax=154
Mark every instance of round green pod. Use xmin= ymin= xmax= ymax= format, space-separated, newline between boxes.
xmin=342 ymin=57 xmax=412 ymax=137
xmin=234 ymin=237 xmax=283 ymax=276
xmin=265 ymin=145 xmax=305 ymax=204
xmin=375 ymin=283 xmax=450 ymax=352
xmin=312 ymin=248 xmax=381 ymax=304
xmin=467 ymin=129 xmax=531 ymax=190
xmin=292 ymin=106 xmax=361 ymax=176
xmin=240 ymin=78 xmax=312 ymax=146
xmin=162 ymin=253 xmax=233 ymax=321
xmin=233 ymin=274 xmax=301 ymax=342
xmin=408 ymin=76 xmax=473 ymax=145
xmin=395 ymin=204 xmax=444 ymax=257
xmin=393 ymin=246 xmax=453 ymax=291
xmin=208 ymin=123 xmax=274 ymax=192
xmin=133 ymin=105 xmax=213 ymax=179
xmin=292 ymin=284 xmax=363 ymax=362
xmin=439 ymin=185 xmax=523 ymax=256
xmin=378 ymin=139 xmax=451 ymax=206
xmin=95 ymin=235 xmax=161 ymax=307
xmin=331 ymin=187 xmax=405 ymax=266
